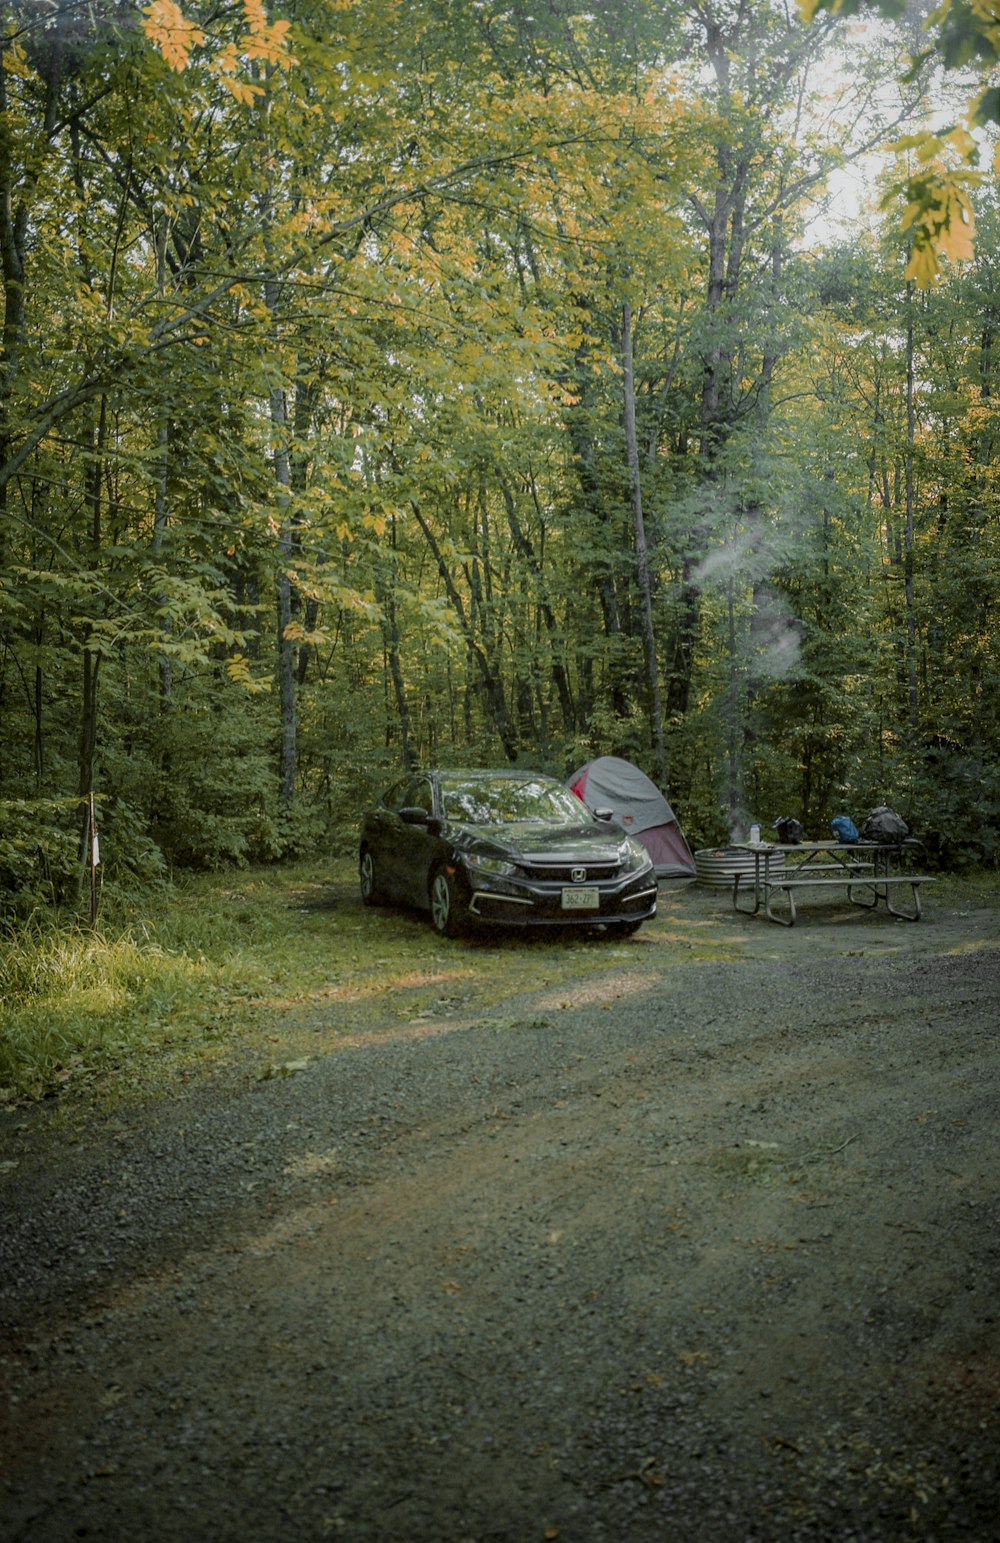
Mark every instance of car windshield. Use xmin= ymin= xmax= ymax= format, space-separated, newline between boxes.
xmin=440 ymin=775 xmax=588 ymax=827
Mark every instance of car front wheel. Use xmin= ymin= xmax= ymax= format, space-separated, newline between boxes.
xmin=429 ymin=866 xmax=463 ymax=936
xmin=359 ymin=848 xmax=382 ymax=905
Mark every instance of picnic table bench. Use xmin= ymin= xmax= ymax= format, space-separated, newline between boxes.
xmin=731 ymin=839 xmax=936 ymax=927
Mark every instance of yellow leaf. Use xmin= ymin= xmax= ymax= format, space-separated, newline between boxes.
xmin=220 ymin=76 xmax=265 ymax=104
xmin=225 ymin=654 xmax=252 ymax=684
xmin=944 ymin=126 xmax=976 ymax=159
xmin=142 ymin=1 xmax=205 ymax=71
xmin=940 ymin=209 xmax=975 ymax=263
xmin=904 ymin=242 xmax=940 ymax=288
xmin=890 ymin=132 xmax=933 ymax=154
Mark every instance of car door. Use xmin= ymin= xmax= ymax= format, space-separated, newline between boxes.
xmin=365 ymin=778 xmax=411 ymax=899
xmin=394 ymin=775 xmax=439 ymax=905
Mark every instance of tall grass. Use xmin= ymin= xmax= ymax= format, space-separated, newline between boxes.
xmin=0 ymin=915 xmax=226 ymax=1100
xmin=0 ymin=860 xmax=360 ymax=1103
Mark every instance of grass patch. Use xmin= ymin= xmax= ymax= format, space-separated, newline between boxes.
xmin=0 ymin=917 xmax=227 ymax=1103
xmin=0 ymin=859 xmax=666 ymax=1109
xmin=3 ymin=860 xmax=993 ymax=1116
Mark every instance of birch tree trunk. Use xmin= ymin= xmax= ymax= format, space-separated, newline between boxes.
xmin=621 ymin=301 xmax=666 ymax=785
xmin=903 ymin=278 xmax=919 ymax=738
xmin=264 ymin=272 xmax=297 ymax=805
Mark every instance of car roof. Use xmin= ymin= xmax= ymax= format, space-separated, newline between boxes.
xmin=428 ymin=768 xmax=559 ymax=780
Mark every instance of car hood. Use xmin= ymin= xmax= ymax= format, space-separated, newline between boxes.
xmin=453 ymin=821 xmax=628 ymax=862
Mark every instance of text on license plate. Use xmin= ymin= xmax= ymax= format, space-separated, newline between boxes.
xmin=561 ymin=886 xmax=599 ymax=910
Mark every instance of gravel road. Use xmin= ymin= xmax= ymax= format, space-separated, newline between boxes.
xmin=2 ymin=881 xmax=998 ymax=1541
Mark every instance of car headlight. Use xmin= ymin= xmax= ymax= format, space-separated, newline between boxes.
xmin=620 ymin=840 xmax=653 ymax=875
xmin=467 ymin=853 xmax=520 ymax=879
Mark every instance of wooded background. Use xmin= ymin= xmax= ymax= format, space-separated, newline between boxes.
xmin=1 ymin=0 xmax=997 ymax=914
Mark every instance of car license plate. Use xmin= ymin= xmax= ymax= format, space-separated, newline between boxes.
xmin=561 ymin=886 xmax=599 ymax=910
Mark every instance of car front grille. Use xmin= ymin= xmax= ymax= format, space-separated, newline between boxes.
xmin=522 ymin=862 xmax=622 ymax=882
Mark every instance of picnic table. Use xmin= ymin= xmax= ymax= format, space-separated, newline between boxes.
xmin=731 ymin=839 xmax=936 ymax=926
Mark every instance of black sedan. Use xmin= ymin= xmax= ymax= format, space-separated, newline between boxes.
xmin=358 ymin=768 xmax=657 ymax=937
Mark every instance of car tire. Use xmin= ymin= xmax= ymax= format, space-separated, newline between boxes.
xmin=429 ymin=866 xmax=463 ymax=937
xmin=359 ymin=848 xmax=383 ymax=905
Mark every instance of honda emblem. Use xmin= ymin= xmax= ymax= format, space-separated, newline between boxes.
xmin=571 ymin=867 xmax=588 ymax=883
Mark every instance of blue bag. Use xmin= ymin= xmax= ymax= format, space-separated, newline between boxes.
xmin=830 ymin=815 xmax=859 ymax=843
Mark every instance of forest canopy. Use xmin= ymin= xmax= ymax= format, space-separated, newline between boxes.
xmin=1 ymin=0 xmax=998 ymax=915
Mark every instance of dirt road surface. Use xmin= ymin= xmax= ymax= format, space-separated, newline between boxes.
xmin=2 ymin=880 xmax=998 ymax=1541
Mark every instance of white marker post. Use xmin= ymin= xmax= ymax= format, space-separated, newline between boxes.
xmin=88 ymin=791 xmax=100 ymax=923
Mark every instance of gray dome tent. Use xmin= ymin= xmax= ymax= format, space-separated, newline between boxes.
xmin=568 ymin=756 xmax=695 ymax=878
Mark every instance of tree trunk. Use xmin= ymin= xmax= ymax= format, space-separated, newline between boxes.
xmin=291 ymin=376 xmax=322 ymax=687
xmin=150 ymin=214 xmax=173 ymax=710
xmin=498 ymin=472 xmax=576 ymax=735
xmin=77 ymin=395 xmax=107 ymax=799
xmin=77 ymin=395 xmax=107 ymax=890
xmin=151 ymin=419 xmax=173 ymax=709
xmin=266 ymin=296 xmax=297 ymax=805
xmin=377 ymin=515 xmax=415 ymax=771
xmin=564 ymin=396 xmax=629 ymax=720
xmin=903 ymin=279 xmax=919 ymax=738
xmin=274 ymin=472 xmax=297 ymax=803
xmin=410 ymin=499 xmax=518 ymax=761
xmin=621 ymin=301 xmax=666 ymax=785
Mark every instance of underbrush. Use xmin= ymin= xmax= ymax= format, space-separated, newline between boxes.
xmin=0 ymin=863 xmax=346 ymax=1106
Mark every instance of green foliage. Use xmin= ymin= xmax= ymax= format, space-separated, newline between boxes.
xmin=272 ymin=794 xmax=331 ymax=862
xmin=96 ymin=800 xmax=171 ymax=892
xmin=146 ymin=704 xmax=284 ymax=870
xmin=0 ymin=799 xmax=82 ymax=917
xmin=881 ymin=745 xmax=1000 ymax=868
xmin=1 ymin=0 xmax=998 ymax=900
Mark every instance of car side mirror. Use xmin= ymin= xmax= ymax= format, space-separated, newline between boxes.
xmin=593 ymin=807 xmax=615 ymax=821
xmin=400 ymin=807 xmax=444 ymax=834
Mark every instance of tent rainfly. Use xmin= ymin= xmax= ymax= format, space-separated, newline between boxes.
xmin=568 ymin=756 xmax=696 ymax=879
